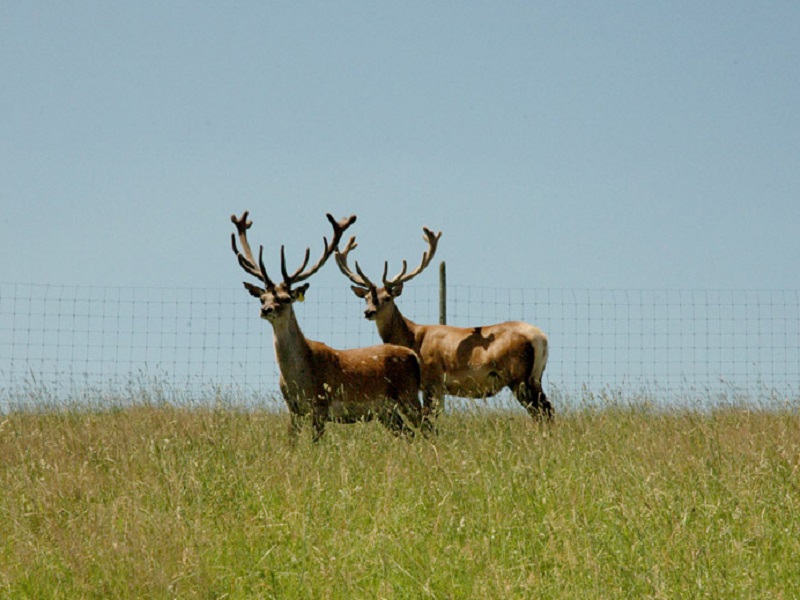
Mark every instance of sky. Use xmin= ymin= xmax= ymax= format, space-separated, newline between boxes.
xmin=2 ymin=1 xmax=799 ymax=295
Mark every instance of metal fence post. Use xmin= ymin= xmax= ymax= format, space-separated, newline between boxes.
xmin=439 ymin=261 xmax=447 ymax=325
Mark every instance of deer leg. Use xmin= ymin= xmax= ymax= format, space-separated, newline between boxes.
xmin=378 ymin=403 xmax=412 ymax=437
xmin=287 ymin=412 xmax=303 ymax=443
xmin=512 ymin=381 xmax=539 ymax=418
xmin=534 ymin=381 xmax=554 ymax=421
xmin=400 ymin=395 xmax=427 ymax=438
xmin=423 ymin=388 xmax=445 ymax=419
xmin=401 ymin=389 xmax=424 ymax=430
xmin=514 ymin=381 xmax=553 ymax=422
xmin=311 ymin=406 xmax=327 ymax=442
xmin=404 ymin=385 xmax=430 ymax=436
xmin=419 ymin=389 xmax=439 ymax=437
xmin=284 ymin=387 xmax=304 ymax=443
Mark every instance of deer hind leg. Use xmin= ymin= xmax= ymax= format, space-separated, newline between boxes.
xmin=513 ymin=380 xmax=553 ymax=421
xmin=378 ymin=402 xmax=415 ymax=437
xmin=383 ymin=382 xmax=426 ymax=438
xmin=400 ymin=391 xmax=424 ymax=430
xmin=420 ymin=389 xmax=442 ymax=436
xmin=422 ymin=388 xmax=445 ymax=419
xmin=531 ymin=378 xmax=554 ymax=421
xmin=530 ymin=337 xmax=552 ymax=419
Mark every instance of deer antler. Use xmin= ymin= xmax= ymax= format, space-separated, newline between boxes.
xmin=335 ymin=236 xmax=376 ymax=288
xmin=383 ymin=227 xmax=442 ymax=291
xmin=231 ymin=211 xmax=274 ymax=288
xmin=280 ymin=213 xmax=357 ymax=285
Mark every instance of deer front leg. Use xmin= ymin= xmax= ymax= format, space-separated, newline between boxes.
xmin=288 ymin=412 xmax=303 ymax=443
xmin=311 ymin=403 xmax=327 ymax=442
xmin=283 ymin=387 xmax=305 ymax=443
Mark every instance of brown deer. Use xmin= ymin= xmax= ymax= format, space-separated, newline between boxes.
xmin=335 ymin=228 xmax=552 ymax=421
xmin=230 ymin=211 xmax=424 ymax=441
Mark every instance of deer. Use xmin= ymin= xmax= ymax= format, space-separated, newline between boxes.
xmin=230 ymin=210 xmax=424 ymax=442
xmin=335 ymin=227 xmax=553 ymax=422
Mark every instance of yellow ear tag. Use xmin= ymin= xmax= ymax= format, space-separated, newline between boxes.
xmin=296 ymin=291 xmax=305 ymax=302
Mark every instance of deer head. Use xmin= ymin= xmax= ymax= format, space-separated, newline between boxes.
xmin=335 ymin=226 xmax=441 ymax=320
xmin=231 ymin=211 xmax=357 ymax=322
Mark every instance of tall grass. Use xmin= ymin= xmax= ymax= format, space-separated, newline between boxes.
xmin=1 ymin=394 xmax=798 ymax=599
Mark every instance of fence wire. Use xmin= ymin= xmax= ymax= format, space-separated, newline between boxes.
xmin=1 ymin=282 xmax=798 ymax=409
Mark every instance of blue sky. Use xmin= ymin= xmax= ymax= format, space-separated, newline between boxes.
xmin=2 ymin=2 xmax=799 ymax=294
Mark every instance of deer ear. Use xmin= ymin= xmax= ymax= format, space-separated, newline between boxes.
xmin=243 ymin=282 xmax=264 ymax=298
xmin=351 ymin=286 xmax=369 ymax=299
xmin=292 ymin=283 xmax=310 ymax=302
xmin=388 ymin=282 xmax=404 ymax=297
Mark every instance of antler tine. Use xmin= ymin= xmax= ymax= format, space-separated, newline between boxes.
xmin=230 ymin=211 xmax=274 ymax=287
xmin=257 ymin=245 xmax=271 ymax=286
xmin=280 ymin=245 xmax=311 ymax=283
xmin=382 ymin=259 xmax=408 ymax=288
xmin=335 ymin=236 xmax=374 ymax=287
xmin=231 ymin=235 xmax=260 ymax=278
xmin=354 ymin=261 xmax=374 ymax=287
xmin=282 ymin=213 xmax=357 ymax=285
xmin=383 ymin=226 xmax=442 ymax=290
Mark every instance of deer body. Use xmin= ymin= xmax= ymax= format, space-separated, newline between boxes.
xmin=337 ymin=228 xmax=552 ymax=420
xmin=232 ymin=211 xmax=423 ymax=441
xmin=270 ymin=308 xmax=421 ymax=430
xmin=372 ymin=299 xmax=549 ymax=418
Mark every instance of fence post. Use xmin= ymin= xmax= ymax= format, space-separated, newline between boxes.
xmin=439 ymin=261 xmax=447 ymax=325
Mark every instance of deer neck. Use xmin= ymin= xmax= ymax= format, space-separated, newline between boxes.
xmin=375 ymin=303 xmax=418 ymax=350
xmin=269 ymin=309 xmax=314 ymax=383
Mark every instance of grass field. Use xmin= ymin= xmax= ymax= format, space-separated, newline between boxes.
xmin=1 ymin=394 xmax=798 ymax=599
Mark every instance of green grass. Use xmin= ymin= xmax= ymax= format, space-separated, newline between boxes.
xmin=1 ymin=397 xmax=798 ymax=599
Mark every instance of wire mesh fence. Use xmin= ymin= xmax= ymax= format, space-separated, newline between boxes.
xmin=1 ymin=281 xmax=798 ymax=410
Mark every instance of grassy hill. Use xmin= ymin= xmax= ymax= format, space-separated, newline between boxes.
xmin=1 ymin=397 xmax=798 ymax=598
